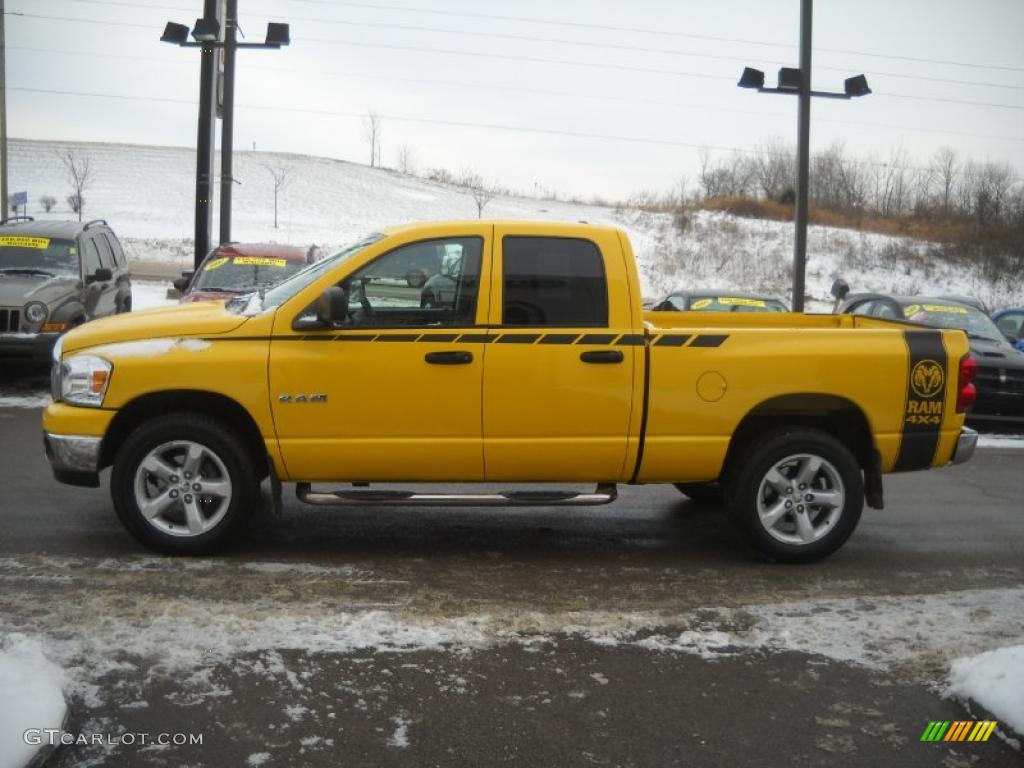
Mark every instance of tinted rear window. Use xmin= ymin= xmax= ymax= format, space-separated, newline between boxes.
xmin=502 ymin=236 xmax=608 ymax=327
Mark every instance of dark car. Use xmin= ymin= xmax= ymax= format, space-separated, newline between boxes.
xmin=992 ymin=308 xmax=1024 ymax=353
xmin=649 ymin=290 xmax=789 ymax=313
xmin=833 ymin=288 xmax=1024 ymax=425
xmin=174 ymin=243 xmax=313 ymax=302
xmin=0 ymin=217 xmax=132 ymax=361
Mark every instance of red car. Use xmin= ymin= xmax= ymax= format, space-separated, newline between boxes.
xmin=174 ymin=243 xmax=314 ymax=302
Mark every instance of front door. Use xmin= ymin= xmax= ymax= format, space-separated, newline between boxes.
xmin=269 ymin=230 xmax=491 ymax=482
xmin=481 ymin=227 xmax=638 ymax=481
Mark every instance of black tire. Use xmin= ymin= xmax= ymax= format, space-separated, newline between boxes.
xmin=111 ymin=413 xmax=258 ymax=555
xmin=672 ymin=482 xmax=724 ymax=506
xmin=406 ymin=269 xmax=427 ymax=288
xmin=725 ymin=428 xmax=864 ymax=563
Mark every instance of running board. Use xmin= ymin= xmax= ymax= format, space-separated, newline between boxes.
xmin=295 ymin=483 xmax=617 ymax=507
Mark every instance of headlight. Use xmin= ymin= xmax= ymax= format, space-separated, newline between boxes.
xmin=24 ymin=301 xmax=48 ymax=325
xmin=59 ymin=355 xmax=113 ymax=407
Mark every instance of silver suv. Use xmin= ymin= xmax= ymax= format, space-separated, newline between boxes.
xmin=0 ymin=217 xmax=132 ymax=361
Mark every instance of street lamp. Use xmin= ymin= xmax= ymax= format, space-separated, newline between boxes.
xmin=161 ymin=4 xmax=290 ymax=269
xmin=737 ymin=0 xmax=870 ymax=312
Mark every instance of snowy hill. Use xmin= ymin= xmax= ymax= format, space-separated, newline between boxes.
xmin=8 ymin=138 xmax=1019 ymax=310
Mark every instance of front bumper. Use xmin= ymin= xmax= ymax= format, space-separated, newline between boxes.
xmin=951 ymin=427 xmax=978 ymax=465
xmin=0 ymin=331 xmax=60 ymax=362
xmin=43 ymin=432 xmax=102 ymax=488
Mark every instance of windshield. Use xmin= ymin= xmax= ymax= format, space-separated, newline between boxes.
xmin=193 ymin=254 xmax=306 ymax=292
xmin=254 ymin=234 xmax=385 ymax=313
xmin=901 ymin=302 xmax=1005 ymax=341
xmin=0 ymin=235 xmax=79 ymax=277
xmin=689 ymin=296 xmax=787 ymax=312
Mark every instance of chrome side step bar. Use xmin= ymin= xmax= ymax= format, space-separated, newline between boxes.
xmin=295 ymin=483 xmax=617 ymax=507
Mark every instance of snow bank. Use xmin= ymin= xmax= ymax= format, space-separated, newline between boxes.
xmin=977 ymin=435 xmax=1024 ymax=450
xmin=0 ymin=634 xmax=67 ymax=768
xmin=948 ymin=645 xmax=1024 ymax=737
xmin=130 ymin=280 xmax=177 ymax=312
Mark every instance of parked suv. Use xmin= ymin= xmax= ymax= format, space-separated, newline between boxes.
xmin=0 ymin=217 xmax=132 ymax=361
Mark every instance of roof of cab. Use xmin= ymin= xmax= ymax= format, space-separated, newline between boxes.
xmin=378 ymin=219 xmax=623 ymax=237
xmin=212 ymin=242 xmax=308 ymax=262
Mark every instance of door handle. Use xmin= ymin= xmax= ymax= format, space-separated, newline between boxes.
xmin=425 ymin=351 xmax=473 ymax=365
xmin=580 ymin=350 xmax=624 ymax=364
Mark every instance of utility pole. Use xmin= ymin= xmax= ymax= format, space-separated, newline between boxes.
xmin=793 ymin=0 xmax=812 ymax=312
xmin=1 ymin=0 xmax=8 ymax=217
xmin=194 ymin=0 xmax=220 ymax=269
xmin=218 ymin=0 xmax=237 ymax=245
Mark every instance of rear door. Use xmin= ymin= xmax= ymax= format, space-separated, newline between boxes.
xmin=482 ymin=227 xmax=638 ymax=481
xmin=79 ymin=236 xmax=115 ymax=318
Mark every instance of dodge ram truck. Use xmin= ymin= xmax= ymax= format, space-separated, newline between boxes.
xmin=42 ymin=221 xmax=978 ymax=562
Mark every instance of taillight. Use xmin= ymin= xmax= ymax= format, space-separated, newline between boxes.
xmin=956 ymin=355 xmax=977 ymax=413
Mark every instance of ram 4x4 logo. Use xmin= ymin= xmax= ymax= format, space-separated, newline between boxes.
xmin=278 ymin=393 xmax=327 ymax=403
xmin=911 ymin=360 xmax=944 ymax=398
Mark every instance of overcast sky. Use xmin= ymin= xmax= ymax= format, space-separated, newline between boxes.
xmin=6 ymin=0 xmax=1023 ymax=199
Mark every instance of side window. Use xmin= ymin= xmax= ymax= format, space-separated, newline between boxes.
xmin=82 ymin=238 xmax=103 ymax=275
xmin=102 ymin=233 xmax=126 ymax=269
xmin=345 ymin=237 xmax=483 ymax=328
xmin=93 ymin=235 xmax=115 ymax=270
xmin=850 ymin=300 xmax=875 ymax=317
xmin=667 ymin=295 xmax=686 ymax=311
xmin=996 ymin=313 xmax=1024 ymax=340
xmin=502 ymin=236 xmax=608 ymax=327
xmin=874 ymin=302 xmax=900 ymax=320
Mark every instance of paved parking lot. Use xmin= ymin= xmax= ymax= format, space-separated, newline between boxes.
xmin=1 ymin=363 xmax=1022 ymax=766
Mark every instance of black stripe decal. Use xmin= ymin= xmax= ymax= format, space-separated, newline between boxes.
xmin=457 ymin=333 xmax=493 ymax=343
xmin=894 ymin=329 xmax=947 ymax=472
xmin=417 ymin=333 xmax=459 ymax=342
xmin=655 ymin=334 xmax=690 ymax=347
xmin=690 ymin=334 xmax=728 ymax=348
xmin=616 ymin=334 xmax=645 ymax=346
xmin=376 ymin=334 xmax=420 ymax=342
xmin=539 ymin=334 xmax=579 ymax=345
xmin=497 ymin=333 xmax=541 ymax=343
xmin=577 ymin=333 xmax=617 ymax=345
xmin=335 ymin=334 xmax=377 ymax=342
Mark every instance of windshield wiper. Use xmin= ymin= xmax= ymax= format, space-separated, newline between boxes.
xmin=193 ymin=286 xmax=236 ymax=293
xmin=0 ymin=267 xmax=57 ymax=277
xmin=967 ymin=332 xmax=1000 ymax=343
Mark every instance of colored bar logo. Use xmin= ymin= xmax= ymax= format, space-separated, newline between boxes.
xmin=920 ymin=720 xmax=997 ymax=742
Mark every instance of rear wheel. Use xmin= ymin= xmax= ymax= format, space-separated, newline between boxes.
xmin=726 ymin=429 xmax=863 ymax=563
xmin=111 ymin=414 xmax=258 ymax=555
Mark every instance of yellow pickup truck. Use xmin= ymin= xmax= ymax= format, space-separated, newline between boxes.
xmin=42 ymin=221 xmax=978 ymax=562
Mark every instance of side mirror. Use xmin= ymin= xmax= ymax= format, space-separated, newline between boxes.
xmin=830 ymin=278 xmax=849 ymax=301
xmin=317 ymin=286 xmax=349 ymax=327
xmin=89 ymin=267 xmax=113 ymax=283
xmin=172 ymin=272 xmax=193 ymax=292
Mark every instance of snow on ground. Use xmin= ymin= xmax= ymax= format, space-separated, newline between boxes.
xmin=0 ymin=634 xmax=68 ymax=768
xmin=948 ymin=645 xmax=1024 ymax=740
xmin=977 ymin=434 xmax=1024 ymax=449
xmin=1 ymin=551 xmax=1022 ymax=713
xmin=0 ymin=392 xmax=51 ymax=408
xmin=10 ymin=138 xmax=1021 ymax=309
xmin=131 ymin=280 xmax=178 ymax=312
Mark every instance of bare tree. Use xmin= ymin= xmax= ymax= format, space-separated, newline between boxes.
xmin=39 ymin=195 xmax=57 ymax=213
xmin=396 ymin=144 xmax=416 ymax=175
xmin=364 ymin=110 xmax=382 ymax=168
xmin=262 ymin=164 xmax=291 ymax=229
xmin=60 ymin=151 xmax=93 ymax=222
xmin=460 ymin=172 xmax=494 ymax=218
xmin=930 ymin=147 xmax=959 ymax=213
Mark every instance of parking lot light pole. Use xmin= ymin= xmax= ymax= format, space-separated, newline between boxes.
xmin=160 ymin=5 xmax=290 ymax=269
xmin=737 ymin=0 xmax=870 ymax=312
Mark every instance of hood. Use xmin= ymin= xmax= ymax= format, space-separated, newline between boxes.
xmin=0 ymin=273 xmax=80 ymax=307
xmin=970 ymin=337 xmax=1024 ymax=370
xmin=181 ymin=289 xmax=243 ymax=303
xmin=60 ymin=300 xmax=252 ymax=355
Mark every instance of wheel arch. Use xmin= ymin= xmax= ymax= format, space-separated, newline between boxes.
xmin=724 ymin=393 xmax=877 ymax=480
xmin=100 ymin=390 xmax=269 ymax=478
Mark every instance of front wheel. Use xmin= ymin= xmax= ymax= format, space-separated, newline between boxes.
xmin=726 ymin=429 xmax=863 ymax=563
xmin=111 ymin=414 xmax=258 ymax=555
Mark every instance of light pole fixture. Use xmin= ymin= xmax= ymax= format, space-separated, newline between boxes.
xmin=161 ymin=5 xmax=291 ymax=268
xmin=737 ymin=0 xmax=870 ymax=312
